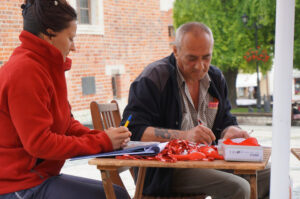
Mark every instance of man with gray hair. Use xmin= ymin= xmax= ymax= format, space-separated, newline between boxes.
xmin=122 ymin=22 xmax=270 ymax=198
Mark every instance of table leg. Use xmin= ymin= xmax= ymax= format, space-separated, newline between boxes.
xmin=234 ymin=170 xmax=257 ymax=199
xmin=134 ymin=167 xmax=146 ymax=199
xmin=249 ymin=173 xmax=257 ymax=199
xmin=100 ymin=169 xmax=117 ymax=199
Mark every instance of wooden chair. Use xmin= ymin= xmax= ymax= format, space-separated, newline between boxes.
xmin=90 ymin=100 xmax=122 ymax=131
xmin=90 ymin=100 xmax=206 ymax=199
xmin=90 ymin=100 xmax=131 ymax=192
xmin=291 ymin=148 xmax=300 ymax=161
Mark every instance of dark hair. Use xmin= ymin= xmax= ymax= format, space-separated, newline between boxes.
xmin=21 ymin=0 xmax=77 ymax=37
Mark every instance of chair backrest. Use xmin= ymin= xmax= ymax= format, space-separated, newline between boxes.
xmin=90 ymin=100 xmax=131 ymax=193
xmin=90 ymin=100 xmax=121 ymax=130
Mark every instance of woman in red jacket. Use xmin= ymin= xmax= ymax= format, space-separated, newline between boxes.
xmin=0 ymin=0 xmax=130 ymax=198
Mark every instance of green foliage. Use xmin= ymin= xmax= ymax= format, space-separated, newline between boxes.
xmin=294 ymin=0 xmax=300 ymax=69
xmin=173 ymin=0 xmax=276 ymax=74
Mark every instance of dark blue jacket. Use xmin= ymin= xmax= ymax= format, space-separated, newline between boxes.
xmin=121 ymin=53 xmax=237 ymax=196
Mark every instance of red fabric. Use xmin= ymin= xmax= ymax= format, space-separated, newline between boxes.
xmin=0 ymin=31 xmax=113 ymax=194
xmin=117 ymin=139 xmax=224 ymax=162
xmin=223 ymin=137 xmax=260 ymax=146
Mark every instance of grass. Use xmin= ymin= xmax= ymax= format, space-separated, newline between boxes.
xmin=231 ymin=107 xmax=249 ymax=113
xmin=231 ymin=107 xmax=272 ymax=113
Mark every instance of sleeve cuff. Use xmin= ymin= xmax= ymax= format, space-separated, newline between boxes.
xmin=95 ymin=130 xmax=114 ymax=152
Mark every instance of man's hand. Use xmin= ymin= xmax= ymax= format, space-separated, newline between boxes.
xmin=222 ymin=126 xmax=250 ymax=140
xmin=104 ymin=127 xmax=132 ymax=150
xmin=185 ymin=125 xmax=216 ymax=145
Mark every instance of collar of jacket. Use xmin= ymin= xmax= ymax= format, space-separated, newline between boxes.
xmin=168 ymin=53 xmax=220 ymax=101
xmin=168 ymin=53 xmax=182 ymax=129
xmin=167 ymin=53 xmax=223 ymax=128
xmin=19 ymin=30 xmax=72 ymax=71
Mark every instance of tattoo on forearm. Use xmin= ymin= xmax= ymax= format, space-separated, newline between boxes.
xmin=154 ymin=128 xmax=179 ymax=140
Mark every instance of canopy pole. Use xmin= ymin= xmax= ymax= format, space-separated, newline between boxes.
xmin=270 ymin=0 xmax=295 ymax=198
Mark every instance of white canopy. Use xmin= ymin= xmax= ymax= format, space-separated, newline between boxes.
xmin=270 ymin=0 xmax=295 ymax=198
xmin=236 ymin=73 xmax=259 ymax=88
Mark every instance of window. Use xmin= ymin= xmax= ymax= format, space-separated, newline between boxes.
xmin=81 ymin=76 xmax=96 ymax=95
xmin=68 ymin=0 xmax=104 ymax=35
xmin=168 ymin=25 xmax=175 ymax=37
xmin=111 ymin=75 xmax=118 ymax=99
xmin=105 ymin=65 xmax=125 ymax=99
xmin=111 ymin=69 xmax=120 ymax=99
xmin=77 ymin=0 xmax=90 ymax=24
xmin=237 ymin=87 xmax=245 ymax=98
xmin=295 ymin=78 xmax=300 ymax=95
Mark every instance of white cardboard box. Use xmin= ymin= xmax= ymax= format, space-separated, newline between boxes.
xmin=222 ymin=144 xmax=263 ymax=162
xmin=218 ymin=138 xmax=263 ymax=162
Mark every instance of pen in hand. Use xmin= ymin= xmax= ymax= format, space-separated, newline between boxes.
xmin=124 ymin=114 xmax=132 ymax=127
xmin=198 ymin=119 xmax=216 ymax=146
xmin=119 ymin=114 xmax=132 ymax=148
xmin=248 ymin=129 xmax=254 ymax=136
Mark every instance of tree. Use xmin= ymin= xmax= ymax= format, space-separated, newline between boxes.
xmin=294 ymin=0 xmax=300 ymax=70
xmin=173 ymin=0 xmax=276 ymax=108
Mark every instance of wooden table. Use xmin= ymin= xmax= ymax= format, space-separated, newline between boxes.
xmin=291 ymin=148 xmax=300 ymax=161
xmin=89 ymin=148 xmax=271 ymax=199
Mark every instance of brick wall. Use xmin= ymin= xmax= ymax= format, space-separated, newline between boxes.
xmin=0 ymin=0 xmax=173 ymax=123
xmin=0 ymin=0 xmax=23 ymax=66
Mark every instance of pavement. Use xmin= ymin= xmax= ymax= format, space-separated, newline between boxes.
xmin=61 ymin=124 xmax=300 ymax=198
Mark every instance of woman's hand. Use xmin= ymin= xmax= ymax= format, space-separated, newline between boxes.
xmin=105 ymin=127 xmax=131 ymax=150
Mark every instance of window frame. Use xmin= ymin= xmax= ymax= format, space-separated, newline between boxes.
xmin=68 ymin=0 xmax=104 ymax=35
xmin=76 ymin=0 xmax=91 ymax=25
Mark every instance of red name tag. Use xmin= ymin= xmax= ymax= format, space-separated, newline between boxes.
xmin=208 ymin=101 xmax=219 ymax=109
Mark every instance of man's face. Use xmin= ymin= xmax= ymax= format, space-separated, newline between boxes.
xmin=174 ymin=31 xmax=213 ymax=82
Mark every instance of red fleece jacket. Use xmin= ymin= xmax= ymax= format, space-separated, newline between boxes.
xmin=0 ymin=31 xmax=113 ymax=194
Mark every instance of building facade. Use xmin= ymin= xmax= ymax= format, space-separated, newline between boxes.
xmin=0 ymin=0 xmax=174 ymax=123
